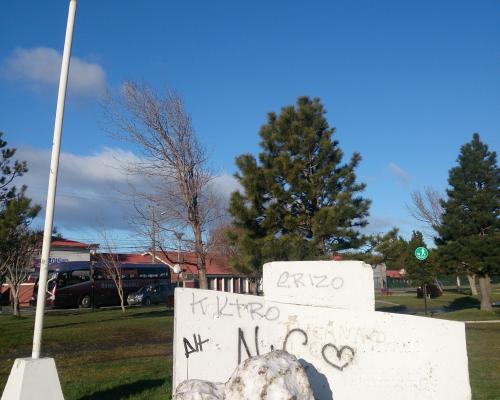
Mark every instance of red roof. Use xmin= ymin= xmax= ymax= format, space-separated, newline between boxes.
xmin=104 ymin=251 xmax=240 ymax=283
xmin=386 ymin=270 xmax=403 ymax=278
xmin=51 ymin=239 xmax=93 ymax=249
xmin=98 ymin=253 xmax=153 ymax=264
xmin=146 ymin=251 xmax=239 ymax=277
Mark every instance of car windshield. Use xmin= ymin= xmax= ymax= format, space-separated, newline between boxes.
xmin=135 ymin=286 xmax=152 ymax=294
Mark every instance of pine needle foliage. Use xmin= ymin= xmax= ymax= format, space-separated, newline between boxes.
xmin=229 ymin=97 xmax=370 ymax=279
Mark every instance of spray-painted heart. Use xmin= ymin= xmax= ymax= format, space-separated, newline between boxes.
xmin=321 ymin=344 xmax=355 ymax=371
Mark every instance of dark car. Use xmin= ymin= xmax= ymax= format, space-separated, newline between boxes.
xmin=127 ymin=284 xmax=174 ymax=307
xmin=0 ymin=289 xmax=10 ymax=306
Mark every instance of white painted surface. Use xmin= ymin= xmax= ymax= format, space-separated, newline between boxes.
xmin=173 ymin=288 xmax=471 ymax=400
xmin=263 ymin=261 xmax=375 ymax=311
xmin=49 ymin=250 xmax=90 ymax=263
xmin=32 ymin=0 xmax=78 ymax=360
xmin=1 ymin=358 xmax=64 ymax=400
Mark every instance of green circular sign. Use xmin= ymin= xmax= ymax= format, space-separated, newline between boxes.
xmin=415 ymin=246 xmax=429 ymax=261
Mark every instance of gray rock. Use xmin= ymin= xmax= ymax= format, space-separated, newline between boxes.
xmin=173 ymin=379 xmax=224 ymax=400
xmin=173 ymin=350 xmax=315 ymax=400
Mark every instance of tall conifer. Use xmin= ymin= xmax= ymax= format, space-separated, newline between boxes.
xmin=405 ymin=231 xmax=436 ymax=288
xmin=229 ymin=97 xmax=370 ymax=282
xmin=436 ymin=133 xmax=500 ymax=311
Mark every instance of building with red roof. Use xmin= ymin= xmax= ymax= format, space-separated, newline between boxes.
xmin=32 ymin=239 xmax=99 ymax=267
xmin=118 ymin=251 xmax=253 ymax=294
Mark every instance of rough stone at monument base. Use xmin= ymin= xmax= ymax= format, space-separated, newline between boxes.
xmin=173 ymin=350 xmax=314 ymax=400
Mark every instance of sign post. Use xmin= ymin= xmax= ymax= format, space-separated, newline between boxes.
xmin=414 ymin=247 xmax=429 ymax=315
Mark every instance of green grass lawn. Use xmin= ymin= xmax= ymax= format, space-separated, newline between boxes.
xmin=375 ymin=289 xmax=500 ymax=316
xmin=0 ymin=298 xmax=498 ymax=399
xmin=466 ymin=323 xmax=500 ymax=400
xmin=0 ymin=307 xmax=173 ymax=399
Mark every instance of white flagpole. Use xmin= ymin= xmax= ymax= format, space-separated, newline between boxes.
xmin=32 ymin=0 xmax=77 ymax=359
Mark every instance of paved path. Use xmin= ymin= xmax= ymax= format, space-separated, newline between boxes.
xmin=464 ymin=320 xmax=500 ymax=324
xmin=375 ymin=300 xmax=400 ymax=306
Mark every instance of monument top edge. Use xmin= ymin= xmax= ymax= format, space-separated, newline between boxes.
xmin=263 ymin=260 xmax=372 ymax=268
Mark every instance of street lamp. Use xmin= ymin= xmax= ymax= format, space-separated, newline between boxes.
xmin=90 ymin=247 xmax=97 ymax=310
xmin=174 ymin=232 xmax=183 ymax=287
xmin=173 ymin=263 xmax=181 ymax=287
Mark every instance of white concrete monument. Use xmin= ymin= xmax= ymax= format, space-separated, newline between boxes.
xmin=173 ymin=261 xmax=471 ymax=400
xmin=263 ymin=260 xmax=375 ymax=311
xmin=1 ymin=358 xmax=64 ymax=400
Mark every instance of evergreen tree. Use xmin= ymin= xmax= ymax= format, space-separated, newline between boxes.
xmin=371 ymin=228 xmax=408 ymax=270
xmin=0 ymin=194 xmax=40 ymax=316
xmin=345 ymin=228 xmax=408 ymax=269
xmin=0 ymin=132 xmax=40 ymax=316
xmin=229 ymin=97 xmax=370 ymax=282
xmin=0 ymin=131 xmax=27 ymax=204
xmin=405 ymin=231 xmax=436 ymax=289
xmin=436 ymin=133 xmax=500 ymax=311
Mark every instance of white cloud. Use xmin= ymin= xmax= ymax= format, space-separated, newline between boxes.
xmin=210 ymin=172 xmax=240 ymax=200
xmin=364 ymin=215 xmax=413 ymax=237
xmin=16 ymin=146 xmax=239 ymax=237
xmin=388 ymin=162 xmax=411 ymax=185
xmin=16 ymin=147 xmax=144 ymax=232
xmin=1 ymin=47 xmax=106 ymax=97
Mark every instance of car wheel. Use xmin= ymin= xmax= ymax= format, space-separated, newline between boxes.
xmin=145 ymin=298 xmax=151 ymax=306
xmin=80 ymin=295 xmax=91 ymax=308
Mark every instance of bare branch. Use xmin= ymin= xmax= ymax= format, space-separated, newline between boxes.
xmin=98 ymin=232 xmax=126 ymax=312
xmin=0 ymin=229 xmax=41 ymax=316
xmin=103 ymin=82 xmax=228 ymax=289
xmin=408 ymin=186 xmax=444 ymax=233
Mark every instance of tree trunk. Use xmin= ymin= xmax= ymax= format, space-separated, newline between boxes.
xmin=198 ymin=267 xmax=208 ymax=290
xmin=251 ymin=278 xmax=258 ymax=295
xmin=478 ymin=274 xmax=492 ymax=311
xmin=194 ymin=224 xmax=208 ymax=289
xmin=10 ymin=286 xmax=20 ymax=318
xmin=118 ymin=284 xmax=126 ymax=312
xmin=467 ymin=274 xmax=478 ymax=296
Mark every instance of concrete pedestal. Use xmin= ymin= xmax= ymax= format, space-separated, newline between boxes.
xmin=1 ymin=358 xmax=64 ymax=400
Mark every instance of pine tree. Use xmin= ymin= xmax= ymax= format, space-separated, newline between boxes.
xmin=0 ymin=131 xmax=27 ymax=205
xmin=229 ymin=97 xmax=370 ymax=282
xmin=0 ymin=132 xmax=40 ymax=316
xmin=370 ymin=228 xmax=409 ymax=270
xmin=405 ymin=231 xmax=436 ymax=288
xmin=436 ymin=133 xmax=500 ymax=311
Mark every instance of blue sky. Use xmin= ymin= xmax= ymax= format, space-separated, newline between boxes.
xmin=1 ymin=0 xmax=499 ymax=250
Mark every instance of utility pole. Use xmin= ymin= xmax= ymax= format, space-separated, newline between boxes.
xmin=175 ymin=232 xmax=184 ymax=287
xmin=151 ymin=206 xmax=156 ymax=263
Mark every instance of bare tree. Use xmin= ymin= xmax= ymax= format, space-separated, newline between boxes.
xmin=0 ymin=230 xmax=41 ymax=317
xmin=408 ymin=187 xmax=443 ymax=231
xmin=206 ymin=223 xmax=240 ymax=259
xmin=104 ymin=82 xmax=222 ymax=289
xmin=408 ymin=186 xmax=478 ymax=295
xmin=99 ymin=241 xmax=126 ymax=312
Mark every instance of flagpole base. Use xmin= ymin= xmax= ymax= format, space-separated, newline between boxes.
xmin=1 ymin=358 xmax=64 ymax=400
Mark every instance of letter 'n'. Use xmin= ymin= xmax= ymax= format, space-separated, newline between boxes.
xmin=237 ymin=326 xmax=260 ymax=364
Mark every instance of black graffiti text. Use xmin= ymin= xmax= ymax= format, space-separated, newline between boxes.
xmin=183 ymin=334 xmax=209 ymax=359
